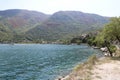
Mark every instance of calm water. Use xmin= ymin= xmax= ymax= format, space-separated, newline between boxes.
xmin=0 ymin=44 xmax=102 ymax=80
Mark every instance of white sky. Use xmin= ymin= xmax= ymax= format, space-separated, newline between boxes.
xmin=0 ymin=0 xmax=120 ymax=17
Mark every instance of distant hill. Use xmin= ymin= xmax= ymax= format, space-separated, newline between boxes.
xmin=0 ymin=24 xmax=13 ymax=43
xmin=0 ymin=9 xmax=50 ymax=33
xmin=0 ymin=9 xmax=109 ymax=43
xmin=26 ymin=11 xmax=109 ymax=41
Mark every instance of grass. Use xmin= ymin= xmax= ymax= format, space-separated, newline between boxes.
xmin=110 ymin=49 xmax=120 ymax=60
xmin=64 ymin=49 xmax=120 ymax=80
xmin=71 ymin=54 xmax=99 ymax=80
xmin=110 ymin=56 xmax=120 ymax=60
xmin=87 ymin=54 xmax=98 ymax=65
xmin=96 ymin=75 xmax=102 ymax=79
xmin=74 ymin=54 xmax=98 ymax=71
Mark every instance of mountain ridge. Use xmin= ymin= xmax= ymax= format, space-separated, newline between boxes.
xmin=26 ymin=11 xmax=109 ymax=41
xmin=0 ymin=9 xmax=110 ymax=42
xmin=0 ymin=9 xmax=50 ymax=33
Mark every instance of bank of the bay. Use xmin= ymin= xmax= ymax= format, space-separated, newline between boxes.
xmin=58 ymin=47 xmax=120 ymax=80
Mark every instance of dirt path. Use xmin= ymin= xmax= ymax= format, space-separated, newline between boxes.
xmin=92 ymin=60 xmax=120 ymax=80
xmin=57 ymin=58 xmax=120 ymax=80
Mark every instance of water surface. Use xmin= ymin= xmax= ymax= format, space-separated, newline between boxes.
xmin=0 ymin=44 xmax=102 ymax=80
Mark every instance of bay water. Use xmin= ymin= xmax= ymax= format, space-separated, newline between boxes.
xmin=0 ymin=44 xmax=102 ymax=80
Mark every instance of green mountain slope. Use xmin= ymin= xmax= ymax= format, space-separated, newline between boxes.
xmin=0 ymin=24 xmax=13 ymax=42
xmin=0 ymin=9 xmax=50 ymax=33
xmin=0 ymin=10 xmax=110 ymax=43
xmin=26 ymin=11 xmax=109 ymax=41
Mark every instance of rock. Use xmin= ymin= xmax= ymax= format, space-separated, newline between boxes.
xmin=104 ymin=52 xmax=109 ymax=56
xmin=100 ymin=47 xmax=108 ymax=52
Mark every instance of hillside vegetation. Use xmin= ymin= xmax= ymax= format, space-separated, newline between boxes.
xmin=26 ymin=11 xmax=109 ymax=41
xmin=0 ymin=9 xmax=109 ymax=43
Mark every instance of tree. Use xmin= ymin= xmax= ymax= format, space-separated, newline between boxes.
xmin=95 ymin=17 xmax=120 ymax=57
xmin=95 ymin=30 xmax=114 ymax=57
xmin=103 ymin=17 xmax=120 ymax=43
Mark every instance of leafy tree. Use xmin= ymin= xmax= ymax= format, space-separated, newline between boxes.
xmin=87 ymin=36 xmax=96 ymax=46
xmin=103 ymin=17 xmax=120 ymax=43
xmin=95 ymin=17 xmax=120 ymax=57
xmin=95 ymin=31 xmax=113 ymax=56
xmin=70 ymin=37 xmax=82 ymax=45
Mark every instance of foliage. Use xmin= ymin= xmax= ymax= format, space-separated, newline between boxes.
xmin=70 ymin=37 xmax=82 ymax=44
xmin=95 ymin=17 xmax=120 ymax=45
xmin=103 ymin=17 xmax=120 ymax=42
xmin=87 ymin=36 xmax=96 ymax=46
xmin=109 ymin=45 xmax=117 ymax=53
xmin=94 ymin=17 xmax=120 ymax=57
xmin=94 ymin=32 xmax=105 ymax=47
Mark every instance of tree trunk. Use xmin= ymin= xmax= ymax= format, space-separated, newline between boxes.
xmin=105 ymin=41 xmax=113 ymax=57
xmin=116 ymin=36 xmax=120 ymax=43
xmin=106 ymin=45 xmax=113 ymax=57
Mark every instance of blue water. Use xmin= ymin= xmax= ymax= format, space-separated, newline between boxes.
xmin=0 ymin=44 xmax=102 ymax=80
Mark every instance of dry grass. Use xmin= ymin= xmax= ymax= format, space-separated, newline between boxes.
xmin=64 ymin=55 xmax=98 ymax=80
xmin=95 ymin=75 xmax=102 ymax=79
xmin=74 ymin=54 xmax=98 ymax=71
xmin=115 ymin=49 xmax=120 ymax=57
xmin=60 ymin=52 xmax=120 ymax=80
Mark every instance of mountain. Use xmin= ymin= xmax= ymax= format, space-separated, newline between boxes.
xmin=0 ymin=24 xmax=14 ymax=43
xmin=26 ymin=11 xmax=109 ymax=41
xmin=0 ymin=9 xmax=110 ymax=43
xmin=0 ymin=9 xmax=50 ymax=33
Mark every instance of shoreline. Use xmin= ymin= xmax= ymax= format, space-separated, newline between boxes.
xmin=56 ymin=55 xmax=100 ymax=80
xmin=56 ymin=45 xmax=120 ymax=80
xmin=57 ymin=56 xmax=120 ymax=80
xmin=55 ymin=47 xmax=103 ymax=80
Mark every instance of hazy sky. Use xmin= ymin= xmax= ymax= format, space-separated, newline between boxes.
xmin=0 ymin=0 xmax=120 ymax=17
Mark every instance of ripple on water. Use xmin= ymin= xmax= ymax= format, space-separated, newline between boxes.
xmin=0 ymin=44 xmax=102 ymax=80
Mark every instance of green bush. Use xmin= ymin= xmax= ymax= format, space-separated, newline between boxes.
xmin=110 ymin=45 xmax=117 ymax=53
